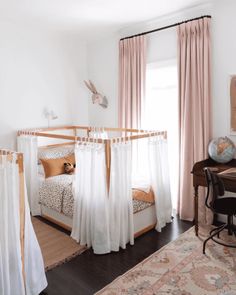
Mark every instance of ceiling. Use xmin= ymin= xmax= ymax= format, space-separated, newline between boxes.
xmin=0 ymin=0 xmax=210 ymax=39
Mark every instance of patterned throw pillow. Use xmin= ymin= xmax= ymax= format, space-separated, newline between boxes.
xmin=38 ymin=145 xmax=75 ymax=161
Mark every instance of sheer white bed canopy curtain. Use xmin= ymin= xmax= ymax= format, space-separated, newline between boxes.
xmin=72 ymin=139 xmax=134 ymax=254
xmin=109 ymin=140 xmax=133 ymax=251
xmin=17 ymin=134 xmax=40 ymax=216
xmin=148 ymin=134 xmax=172 ymax=231
xmin=0 ymin=151 xmax=47 ymax=295
xmin=71 ymin=141 xmax=110 ymax=254
xmin=0 ymin=153 xmax=25 ymax=295
xmin=132 ymin=134 xmax=172 ymax=232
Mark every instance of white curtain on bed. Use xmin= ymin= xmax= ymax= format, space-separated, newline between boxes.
xmin=17 ymin=135 xmax=40 ymax=216
xmin=132 ymin=138 xmax=151 ymax=192
xmin=89 ymin=127 xmax=108 ymax=139
xmin=0 ymin=154 xmax=47 ymax=295
xmin=148 ymin=136 xmax=172 ymax=231
xmin=109 ymin=141 xmax=133 ymax=251
xmin=24 ymin=183 xmax=48 ymax=295
xmin=0 ymin=155 xmax=25 ymax=295
xmin=71 ymin=143 xmax=110 ymax=254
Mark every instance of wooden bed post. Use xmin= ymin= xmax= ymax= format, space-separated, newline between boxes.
xmin=87 ymin=127 xmax=91 ymax=137
xmin=73 ymin=127 xmax=77 ymax=142
xmin=18 ymin=153 xmax=26 ymax=286
xmin=105 ymin=140 xmax=111 ymax=193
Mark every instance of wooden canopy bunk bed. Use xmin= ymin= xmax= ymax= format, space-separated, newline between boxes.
xmin=18 ymin=125 xmax=171 ymax=254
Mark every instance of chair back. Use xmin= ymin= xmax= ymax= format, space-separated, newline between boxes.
xmin=204 ymin=167 xmax=212 ymax=209
xmin=204 ymin=168 xmax=225 ymax=210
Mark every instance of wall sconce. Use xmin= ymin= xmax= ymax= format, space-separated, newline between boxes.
xmin=43 ymin=108 xmax=58 ymax=127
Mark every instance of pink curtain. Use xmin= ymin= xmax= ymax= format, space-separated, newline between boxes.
xmin=177 ymin=18 xmax=212 ymax=222
xmin=118 ymin=36 xmax=147 ymax=129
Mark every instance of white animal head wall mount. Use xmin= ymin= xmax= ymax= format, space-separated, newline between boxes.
xmin=84 ymin=80 xmax=108 ymax=109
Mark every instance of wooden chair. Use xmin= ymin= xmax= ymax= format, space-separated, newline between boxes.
xmin=203 ymin=168 xmax=236 ymax=254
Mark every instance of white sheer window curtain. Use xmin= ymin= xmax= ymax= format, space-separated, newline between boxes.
xmin=144 ymin=60 xmax=179 ymax=211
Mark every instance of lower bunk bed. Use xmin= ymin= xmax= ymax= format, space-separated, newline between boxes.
xmin=38 ymin=173 xmax=157 ymax=238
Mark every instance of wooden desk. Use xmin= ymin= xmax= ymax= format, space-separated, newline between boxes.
xmin=192 ymin=158 xmax=236 ymax=236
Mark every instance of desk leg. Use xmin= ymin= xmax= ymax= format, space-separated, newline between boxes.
xmin=194 ymin=186 xmax=199 ymax=236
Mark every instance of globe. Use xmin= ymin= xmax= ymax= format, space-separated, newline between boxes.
xmin=208 ymin=137 xmax=236 ymax=163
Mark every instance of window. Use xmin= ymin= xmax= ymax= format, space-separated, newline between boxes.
xmin=143 ymin=60 xmax=179 ymax=210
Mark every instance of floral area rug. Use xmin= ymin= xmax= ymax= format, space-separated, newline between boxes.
xmin=96 ymin=227 xmax=236 ymax=295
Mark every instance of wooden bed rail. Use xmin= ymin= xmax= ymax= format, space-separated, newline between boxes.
xmin=18 ymin=125 xmax=167 ymax=192
xmin=18 ymin=129 xmax=167 ymax=143
xmin=18 ymin=125 xmax=167 ymax=136
xmin=0 ymin=150 xmax=25 ymax=285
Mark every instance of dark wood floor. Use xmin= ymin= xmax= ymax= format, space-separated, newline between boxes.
xmin=41 ymin=216 xmax=192 ymax=295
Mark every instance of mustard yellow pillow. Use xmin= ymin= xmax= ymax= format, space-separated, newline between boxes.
xmin=132 ymin=188 xmax=155 ymax=203
xmin=40 ymin=154 xmax=75 ymax=178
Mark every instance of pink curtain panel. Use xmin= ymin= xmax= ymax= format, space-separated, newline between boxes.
xmin=118 ymin=35 xmax=147 ymax=129
xmin=177 ymin=18 xmax=212 ymax=222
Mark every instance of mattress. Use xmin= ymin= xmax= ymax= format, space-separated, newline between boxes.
xmin=39 ymin=174 xmax=155 ymax=217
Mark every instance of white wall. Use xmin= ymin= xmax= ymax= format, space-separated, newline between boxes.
xmin=87 ymin=36 xmax=119 ymax=127
xmin=61 ymin=34 xmax=89 ymax=126
xmin=211 ymin=0 xmax=236 ymax=139
xmin=147 ymin=27 xmax=176 ymax=64
xmin=0 ymin=22 xmax=88 ymax=149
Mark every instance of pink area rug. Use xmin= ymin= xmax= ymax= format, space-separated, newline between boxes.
xmin=96 ymin=227 xmax=236 ymax=295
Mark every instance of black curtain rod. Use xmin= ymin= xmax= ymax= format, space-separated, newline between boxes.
xmin=120 ymin=15 xmax=211 ymax=41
